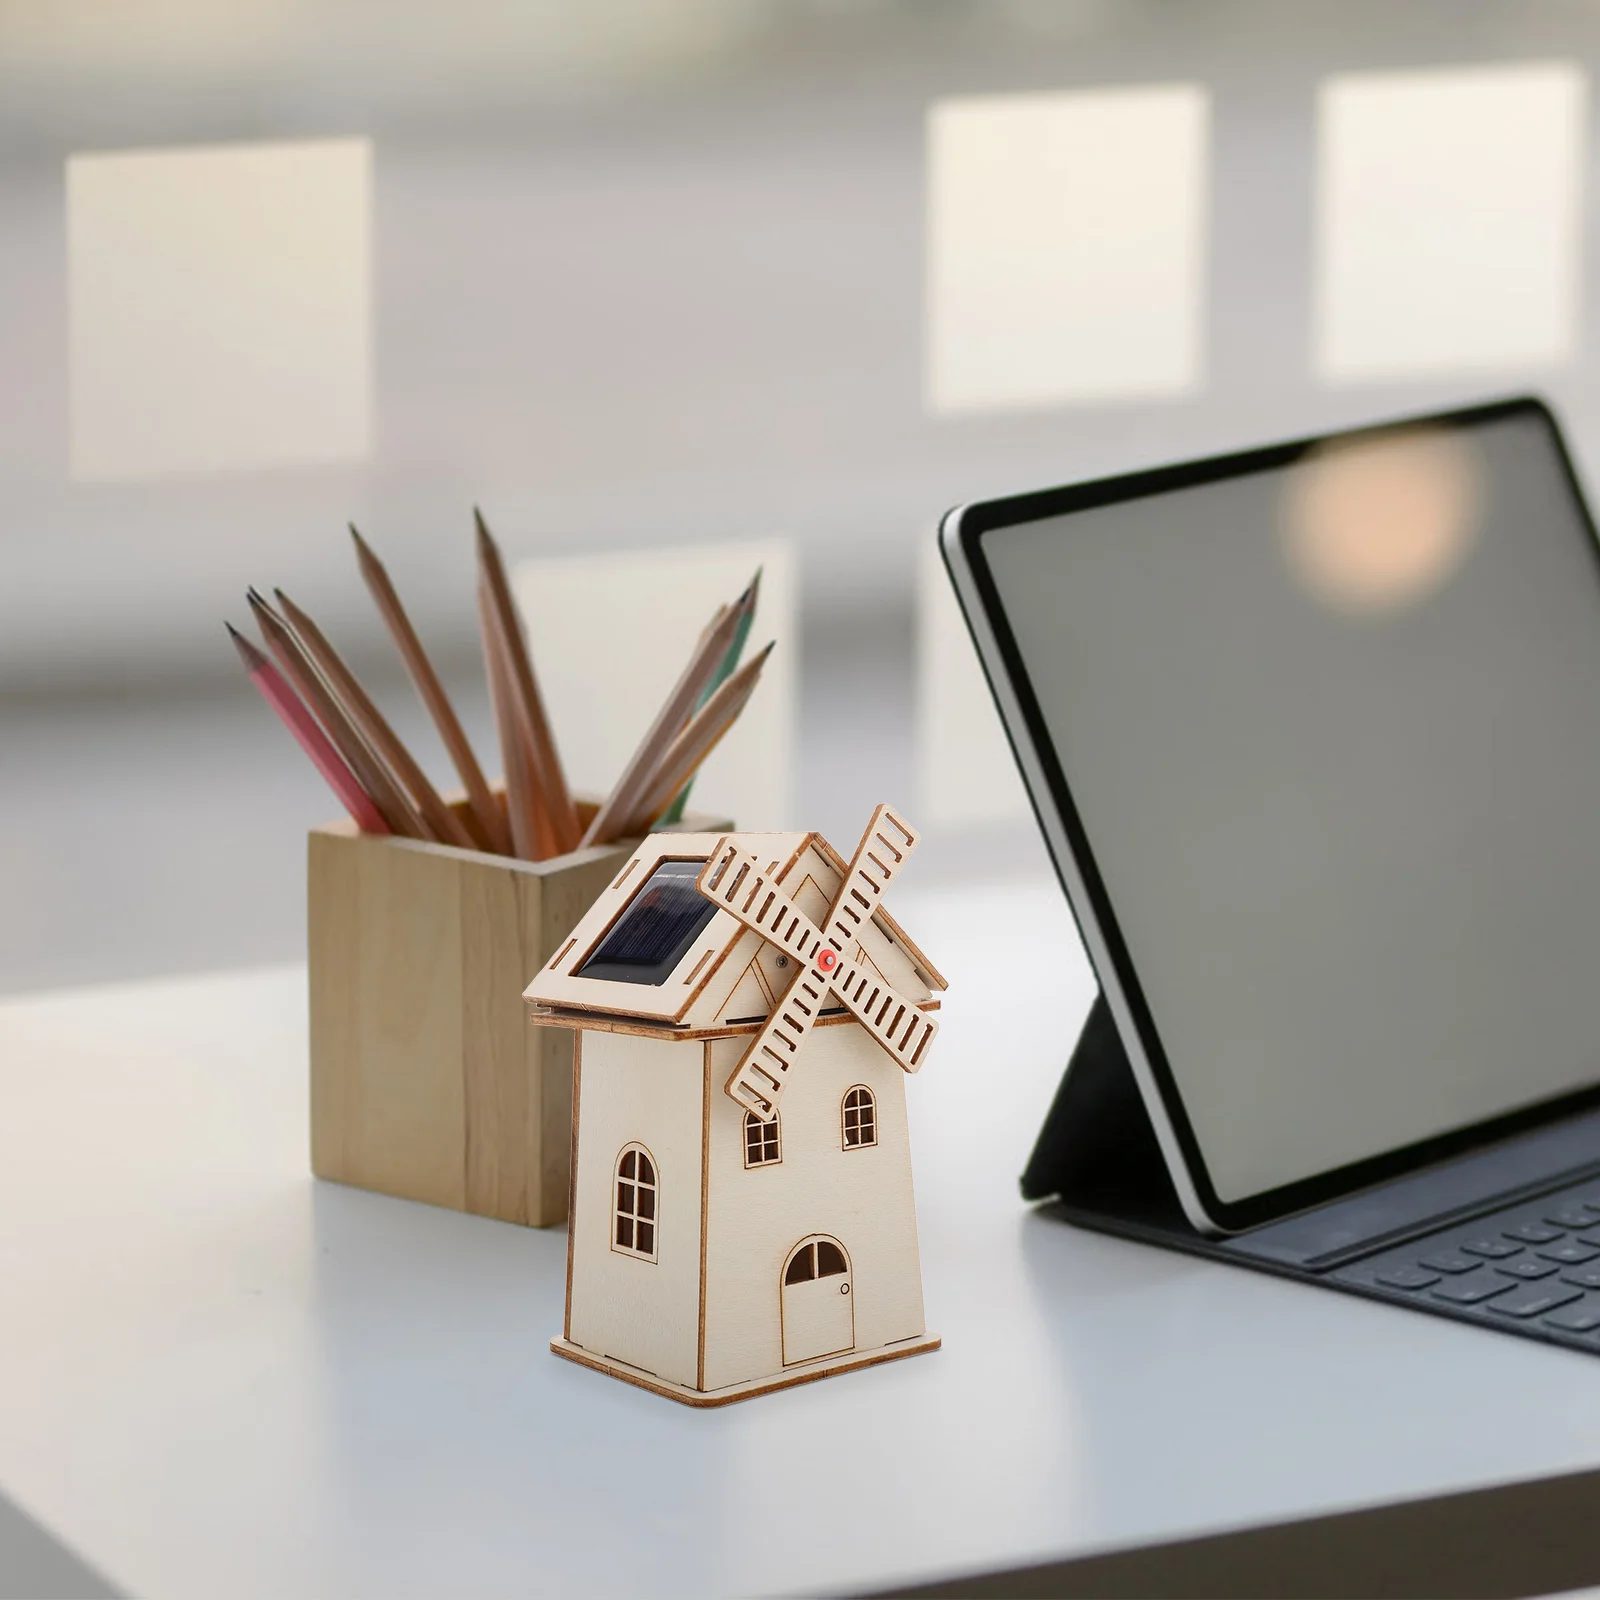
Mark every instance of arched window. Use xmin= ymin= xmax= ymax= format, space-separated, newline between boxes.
xmin=613 ymin=1145 xmax=657 ymax=1260
xmin=785 ymin=1237 xmax=849 ymax=1284
xmin=744 ymin=1110 xmax=781 ymax=1167
xmin=842 ymin=1086 xmax=877 ymax=1149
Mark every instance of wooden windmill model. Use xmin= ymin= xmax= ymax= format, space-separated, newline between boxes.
xmin=525 ymin=803 xmax=947 ymax=1406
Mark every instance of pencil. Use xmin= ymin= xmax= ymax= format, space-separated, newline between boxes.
xmin=475 ymin=510 xmax=581 ymax=854
xmin=273 ymin=589 xmax=479 ymax=852
xmin=478 ymin=581 xmax=542 ymax=860
xmin=660 ymin=567 xmax=760 ymax=825
xmin=615 ymin=640 xmax=774 ymax=840
xmin=248 ymin=588 xmax=430 ymax=841
xmin=350 ymin=525 xmax=508 ymax=854
xmin=229 ymin=624 xmax=391 ymax=834
xmin=579 ymin=598 xmax=745 ymax=849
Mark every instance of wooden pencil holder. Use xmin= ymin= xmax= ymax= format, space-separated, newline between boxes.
xmin=308 ymin=797 xmax=733 ymax=1228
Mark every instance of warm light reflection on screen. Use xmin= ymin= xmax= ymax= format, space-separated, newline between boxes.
xmin=1279 ymin=426 xmax=1483 ymax=616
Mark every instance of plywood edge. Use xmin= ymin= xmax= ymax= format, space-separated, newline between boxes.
xmin=697 ymin=1041 xmax=711 ymax=1392
xmin=549 ymin=1333 xmax=941 ymax=1408
xmin=564 ymin=1034 xmax=581 ymax=1341
xmin=526 ymin=1003 xmax=938 ymax=1041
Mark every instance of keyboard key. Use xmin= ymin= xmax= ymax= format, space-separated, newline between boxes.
xmin=1460 ymin=1237 xmax=1522 ymax=1260
xmin=1544 ymin=1303 xmax=1600 ymax=1333
xmin=1432 ymin=1275 xmax=1514 ymax=1305
xmin=1544 ymin=1207 xmax=1595 ymax=1230
xmin=1497 ymin=1258 xmax=1558 ymax=1280
xmin=1537 ymin=1240 xmax=1600 ymax=1265
xmin=1505 ymin=1222 xmax=1564 ymax=1244
xmin=1489 ymin=1283 xmax=1584 ymax=1319
xmin=1375 ymin=1266 xmax=1440 ymax=1291
xmin=1419 ymin=1250 xmax=1478 ymax=1275
xmin=1576 ymin=1231 xmax=1600 ymax=1249
xmin=1563 ymin=1266 xmax=1600 ymax=1290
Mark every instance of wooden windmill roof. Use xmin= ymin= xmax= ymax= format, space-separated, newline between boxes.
xmin=524 ymin=828 xmax=946 ymax=1040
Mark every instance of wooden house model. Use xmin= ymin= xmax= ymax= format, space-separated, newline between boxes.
xmin=524 ymin=805 xmax=946 ymax=1406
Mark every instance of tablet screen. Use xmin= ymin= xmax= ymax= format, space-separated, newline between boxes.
xmin=979 ymin=406 xmax=1600 ymax=1207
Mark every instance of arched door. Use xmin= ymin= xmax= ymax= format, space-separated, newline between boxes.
xmin=781 ymin=1235 xmax=854 ymax=1365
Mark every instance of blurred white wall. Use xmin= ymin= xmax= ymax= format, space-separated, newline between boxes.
xmin=68 ymin=139 xmax=371 ymax=478
xmin=926 ymin=83 xmax=1209 ymax=412
xmin=4 ymin=1 xmax=1600 ymax=696
xmin=915 ymin=536 xmax=1029 ymax=827
xmin=1314 ymin=61 xmax=1586 ymax=383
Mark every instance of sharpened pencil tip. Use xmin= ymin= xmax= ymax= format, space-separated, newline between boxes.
xmin=350 ymin=525 xmax=393 ymax=593
xmin=273 ymin=588 xmax=307 ymax=630
xmin=729 ymin=568 xmax=761 ymax=625
xmin=227 ymin=622 xmax=264 ymax=670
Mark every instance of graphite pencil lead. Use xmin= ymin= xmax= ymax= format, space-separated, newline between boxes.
xmin=227 ymin=620 xmax=261 ymax=664
xmin=350 ymin=524 xmax=381 ymax=569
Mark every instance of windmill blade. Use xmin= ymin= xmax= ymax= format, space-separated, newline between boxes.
xmin=826 ymin=954 xmax=940 ymax=1078
xmin=698 ymin=805 xmax=921 ymax=969
xmin=818 ymin=802 xmax=938 ymax=1072
xmin=696 ymin=813 xmax=938 ymax=1118
xmin=697 ymin=841 xmax=829 ymax=1118
xmin=824 ymin=803 xmax=922 ymax=954
xmin=696 ymin=838 xmax=826 ymax=964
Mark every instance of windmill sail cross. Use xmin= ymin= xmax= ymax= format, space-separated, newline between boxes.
xmin=697 ymin=805 xmax=937 ymax=1120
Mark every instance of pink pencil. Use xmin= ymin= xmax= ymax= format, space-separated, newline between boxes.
xmin=228 ymin=623 xmax=390 ymax=835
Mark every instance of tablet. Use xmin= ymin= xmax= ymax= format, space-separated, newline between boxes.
xmin=941 ymin=397 xmax=1600 ymax=1234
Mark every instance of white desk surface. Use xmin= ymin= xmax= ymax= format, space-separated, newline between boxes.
xmin=4 ymin=877 xmax=1600 ymax=1599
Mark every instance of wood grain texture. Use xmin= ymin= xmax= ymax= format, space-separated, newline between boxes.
xmin=564 ymin=1036 xmax=582 ymax=1342
xmin=698 ymin=1041 xmax=712 ymax=1391
xmin=699 ymin=1025 xmax=928 ymax=1391
xmin=565 ymin=1031 xmax=705 ymax=1386
xmin=459 ymin=852 xmax=537 ymax=1220
xmin=309 ymin=798 xmax=731 ymax=1228
xmin=553 ymin=1015 xmax=933 ymax=1396
xmin=309 ymin=825 xmax=465 ymax=1208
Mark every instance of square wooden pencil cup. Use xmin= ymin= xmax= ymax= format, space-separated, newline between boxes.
xmin=308 ymin=795 xmax=732 ymax=1228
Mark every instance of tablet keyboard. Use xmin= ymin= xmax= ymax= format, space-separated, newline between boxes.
xmin=1333 ymin=1180 xmax=1600 ymax=1347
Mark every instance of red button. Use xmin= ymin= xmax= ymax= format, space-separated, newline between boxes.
xmin=816 ymin=948 xmax=838 ymax=973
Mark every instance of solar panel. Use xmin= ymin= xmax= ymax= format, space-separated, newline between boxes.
xmin=575 ymin=858 xmax=718 ymax=985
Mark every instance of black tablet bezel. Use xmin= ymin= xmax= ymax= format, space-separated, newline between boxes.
xmin=945 ymin=394 xmax=1600 ymax=1232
